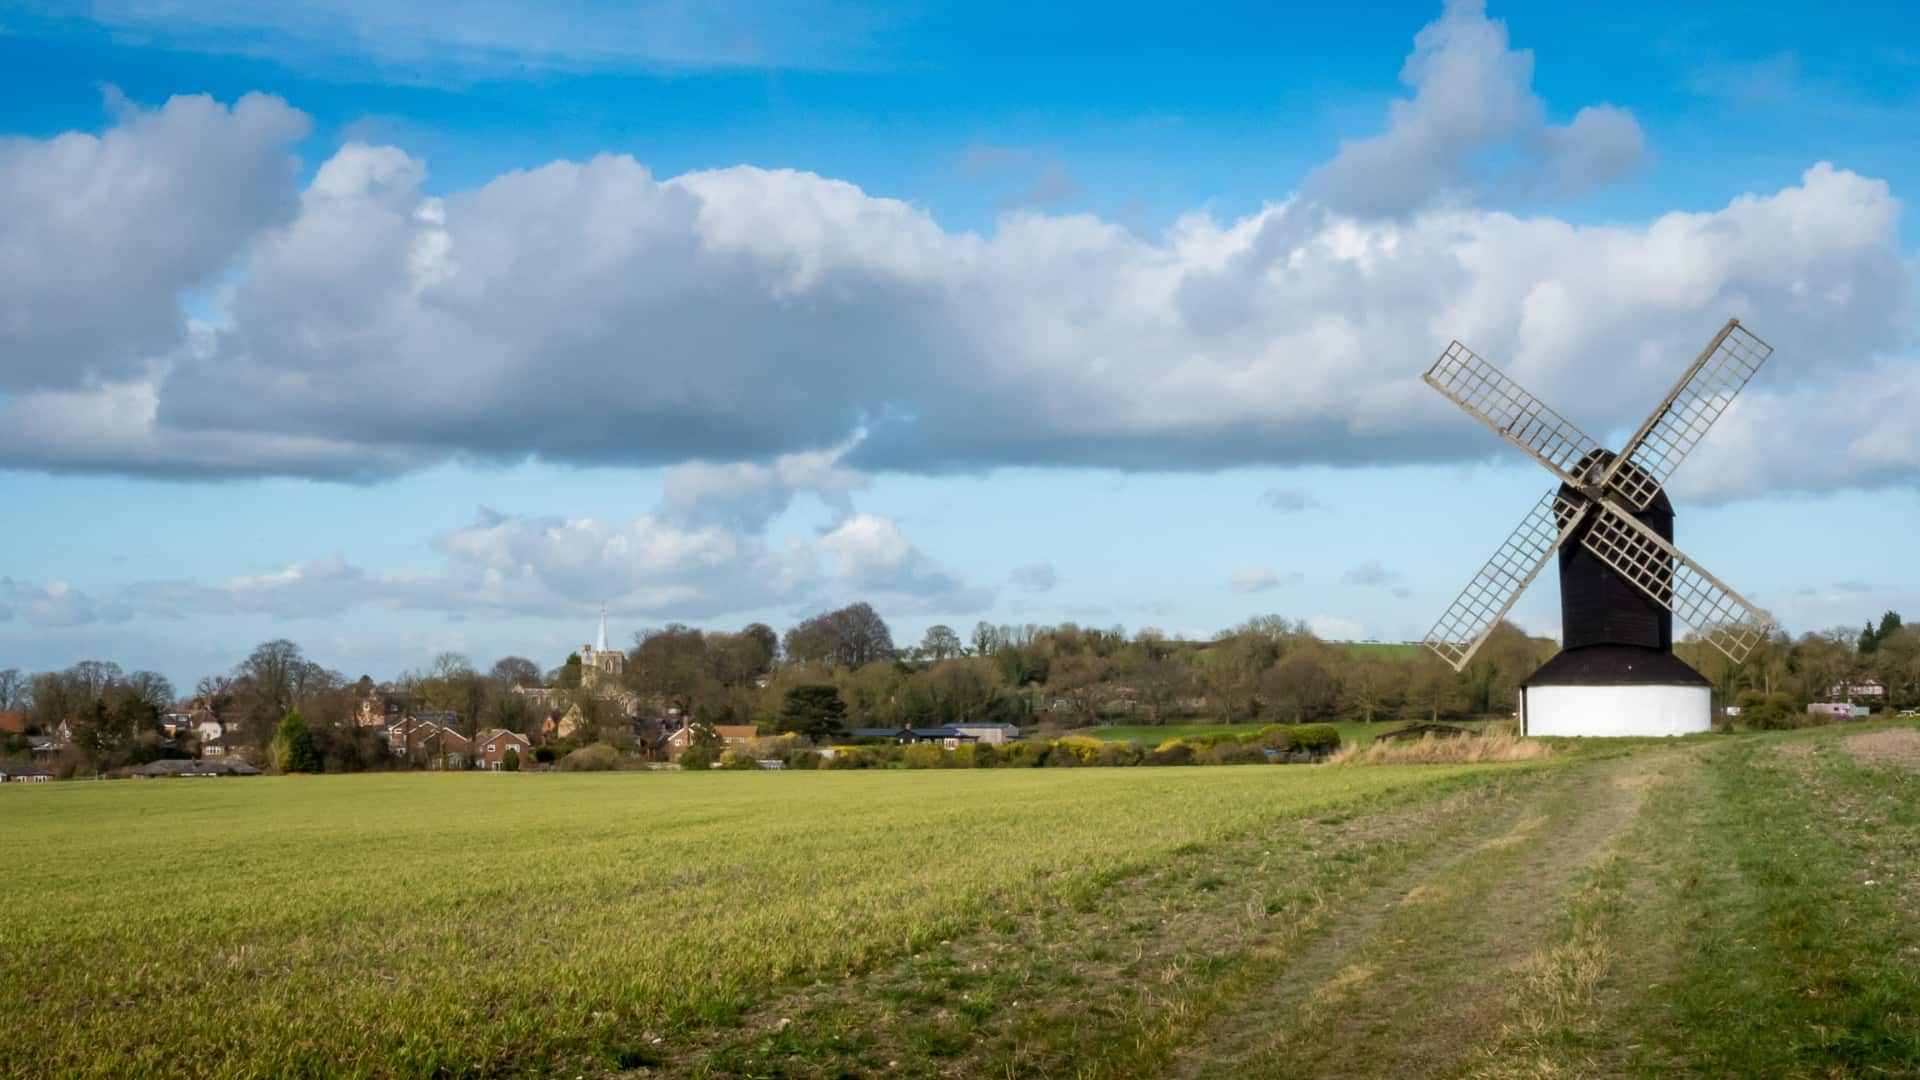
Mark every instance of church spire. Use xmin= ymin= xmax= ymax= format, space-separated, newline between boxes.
xmin=596 ymin=604 xmax=607 ymax=653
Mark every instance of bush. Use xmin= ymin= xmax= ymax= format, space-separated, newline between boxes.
xmin=1286 ymin=724 xmax=1343 ymax=756
xmin=971 ymin=743 xmax=999 ymax=768
xmin=717 ymin=748 xmax=759 ymax=770
xmin=1252 ymin=724 xmax=1292 ymax=750
xmin=1734 ymin=690 xmax=1801 ymax=731
xmin=902 ymin=743 xmax=948 ymax=769
xmin=503 ymin=748 xmax=521 ymax=772
xmin=1145 ymin=742 xmax=1196 ymax=766
xmin=1094 ymin=740 xmax=1142 ymax=767
xmin=1049 ymin=734 xmax=1106 ymax=765
xmin=559 ymin=743 xmax=621 ymax=772
xmin=999 ymin=742 xmax=1047 ymax=768
xmin=1205 ymin=742 xmax=1271 ymax=765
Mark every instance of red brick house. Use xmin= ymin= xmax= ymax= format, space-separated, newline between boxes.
xmin=473 ymin=729 xmax=533 ymax=770
xmin=657 ymin=722 xmax=760 ymax=763
xmin=388 ymin=716 xmax=471 ymax=769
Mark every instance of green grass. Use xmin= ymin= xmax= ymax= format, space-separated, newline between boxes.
xmin=1338 ymin=641 xmax=1424 ymax=660
xmin=9 ymin=725 xmax=1917 ymax=1078
xmin=0 ymin=764 xmax=1504 ymax=1078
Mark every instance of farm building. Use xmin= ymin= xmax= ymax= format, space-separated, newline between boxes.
xmin=950 ymin=722 xmax=1020 ymax=745
xmin=0 ymin=763 xmax=53 ymax=782
xmin=132 ymin=759 xmax=261 ymax=778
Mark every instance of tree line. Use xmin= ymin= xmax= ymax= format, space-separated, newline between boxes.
xmin=3 ymin=604 xmax=1911 ymax=774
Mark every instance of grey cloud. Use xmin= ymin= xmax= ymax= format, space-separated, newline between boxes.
xmin=660 ymin=443 xmax=867 ymax=531
xmin=0 ymin=509 xmax=982 ymax=629
xmin=0 ymin=91 xmax=308 ymax=394
xmin=1259 ymin=487 xmax=1326 ymax=513
xmin=1342 ymin=561 xmax=1411 ymax=599
xmin=1301 ymin=1 xmax=1645 ymax=216
xmin=1228 ymin=569 xmax=1302 ymax=594
xmin=1014 ymin=163 xmax=1081 ymax=210
xmin=1009 ymin=561 xmax=1061 ymax=593
xmin=0 ymin=24 xmax=1913 ymax=503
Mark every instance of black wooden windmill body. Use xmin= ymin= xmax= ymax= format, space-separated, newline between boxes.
xmin=1419 ymin=319 xmax=1777 ymax=735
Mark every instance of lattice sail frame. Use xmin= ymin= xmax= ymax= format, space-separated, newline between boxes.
xmin=1421 ymin=490 xmax=1590 ymax=669
xmin=1419 ymin=320 xmax=1777 ymax=671
xmin=1579 ymin=500 xmax=1771 ymax=664
xmin=1602 ymin=319 xmax=1775 ymax=511
xmin=1424 ymin=342 xmax=1604 ymax=489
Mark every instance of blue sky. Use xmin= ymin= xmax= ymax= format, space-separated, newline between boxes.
xmin=2 ymin=0 xmax=1917 ymax=689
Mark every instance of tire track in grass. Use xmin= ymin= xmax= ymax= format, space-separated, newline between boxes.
xmin=1163 ymin=752 xmax=1668 ymax=1080
xmin=660 ymin=770 xmax=1554 ymax=1079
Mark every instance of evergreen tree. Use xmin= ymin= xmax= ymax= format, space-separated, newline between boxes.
xmin=778 ymin=684 xmax=849 ymax=741
xmin=274 ymin=708 xmax=322 ymax=774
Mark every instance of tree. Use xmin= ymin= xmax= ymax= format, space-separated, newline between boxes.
xmin=0 ymin=668 xmax=26 ymax=712
xmin=679 ymin=724 xmax=724 ymax=770
xmin=1344 ymin=657 xmax=1403 ymax=724
xmin=274 ymin=709 xmax=322 ymax=773
xmin=68 ymin=660 xmax=124 ymax=700
xmin=1406 ymin=659 xmax=1460 ymax=723
xmin=783 ymin=603 xmax=896 ymax=669
xmin=1265 ymin=652 xmax=1341 ymax=722
xmin=121 ymin=671 xmax=175 ymax=712
xmin=554 ymin=653 xmax=583 ymax=690
xmin=489 ymin=656 xmax=542 ymax=687
xmin=778 ymin=684 xmax=849 ymax=741
xmin=631 ymin=625 xmax=717 ymax=714
xmin=970 ymin=621 xmax=999 ymax=658
xmin=237 ymin=640 xmax=304 ymax=719
xmin=919 ymin=625 xmax=963 ymax=663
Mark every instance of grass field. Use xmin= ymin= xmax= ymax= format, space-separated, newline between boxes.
xmin=0 ymin=763 xmax=1509 ymax=1078
xmin=5 ymin=723 xmax=1919 ymax=1078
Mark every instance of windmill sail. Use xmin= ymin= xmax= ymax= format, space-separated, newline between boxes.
xmin=1424 ymin=341 xmax=1605 ymax=490
xmin=1602 ymin=319 xmax=1774 ymax=511
xmin=1422 ymin=490 xmax=1590 ymax=670
xmin=1579 ymin=499 xmax=1773 ymax=663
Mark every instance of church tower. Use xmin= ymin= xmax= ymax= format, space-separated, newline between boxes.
xmin=580 ymin=605 xmax=625 ymax=687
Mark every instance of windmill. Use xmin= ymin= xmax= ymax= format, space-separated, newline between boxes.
xmin=1419 ymin=318 xmax=1775 ymax=736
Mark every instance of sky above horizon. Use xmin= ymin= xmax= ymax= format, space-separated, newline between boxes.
xmin=2 ymin=0 xmax=1917 ymax=690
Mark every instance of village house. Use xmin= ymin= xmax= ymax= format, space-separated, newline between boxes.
xmin=654 ymin=721 xmax=759 ymax=763
xmin=0 ymin=711 xmax=25 ymax=736
xmin=388 ymin=715 xmax=470 ymax=769
xmin=1827 ymin=676 xmax=1886 ymax=701
xmin=357 ymin=688 xmax=405 ymax=727
xmin=473 ymin=729 xmax=533 ymax=770
xmin=0 ymin=762 xmax=53 ymax=782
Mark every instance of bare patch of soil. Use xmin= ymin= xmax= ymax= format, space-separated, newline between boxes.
xmin=1841 ymin=728 xmax=1920 ymax=771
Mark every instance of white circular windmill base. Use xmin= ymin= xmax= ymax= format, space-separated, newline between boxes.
xmin=1523 ymin=684 xmax=1710 ymax=737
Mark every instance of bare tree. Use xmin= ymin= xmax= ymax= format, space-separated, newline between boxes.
xmin=0 ymin=668 xmax=26 ymax=712
xmin=919 ymin=625 xmax=963 ymax=663
xmin=122 ymin=671 xmax=176 ymax=712
xmin=489 ymin=656 xmax=542 ymax=688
